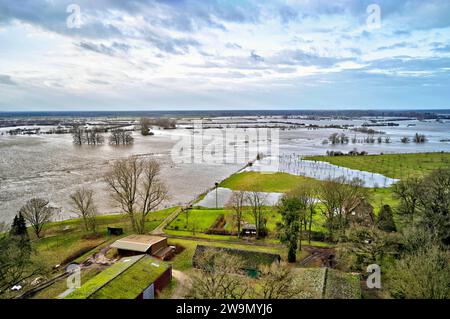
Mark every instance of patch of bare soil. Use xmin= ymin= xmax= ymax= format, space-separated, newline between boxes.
xmin=82 ymin=246 xmax=117 ymax=267
xmin=171 ymin=270 xmax=191 ymax=299
xmin=299 ymin=246 xmax=336 ymax=268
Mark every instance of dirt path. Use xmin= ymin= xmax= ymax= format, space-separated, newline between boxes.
xmin=151 ymin=206 xmax=184 ymax=235
xmin=298 ymin=246 xmax=336 ymax=267
xmin=171 ymin=270 xmax=191 ymax=299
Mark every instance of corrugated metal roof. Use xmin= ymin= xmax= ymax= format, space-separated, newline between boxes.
xmin=110 ymin=235 xmax=166 ymax=253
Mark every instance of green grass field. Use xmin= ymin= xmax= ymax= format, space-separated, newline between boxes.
xmin=306 ymin=152 xmax=450 ymax=179
xmin=219 ymin=170 xmax=397 ymax=214
xmin=220 ymin=171 xmax=321 ymax=192
xmin=166 ymin=207 xmax=326 ymax=238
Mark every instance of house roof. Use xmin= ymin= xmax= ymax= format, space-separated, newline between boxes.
xmin=110 ymin=235 xmax=166 ymax=253
xmin=65 ymin=255 xmax=170 ymax=299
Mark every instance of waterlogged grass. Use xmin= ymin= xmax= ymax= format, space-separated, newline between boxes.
xmin=220 ymin=171 xmax=321 ymax=193
xmin=306 ymin=152 xmax=450 ymax=179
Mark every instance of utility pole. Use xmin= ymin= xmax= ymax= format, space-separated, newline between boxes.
xmin=215 ymin=182 xmax=219 ymax=209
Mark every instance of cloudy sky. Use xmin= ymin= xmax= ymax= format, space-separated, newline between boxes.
xmin=0 ymin=0 xmax=450 ymax=111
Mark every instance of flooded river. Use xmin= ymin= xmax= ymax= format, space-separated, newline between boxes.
xmin=1 ymin=118 xmax=449 ymax=224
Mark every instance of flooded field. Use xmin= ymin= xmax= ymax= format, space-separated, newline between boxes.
xmin=1 ymin=116 xmax=450 ymax=224
xmin=246 ymin=157 xmax=399 ymax=188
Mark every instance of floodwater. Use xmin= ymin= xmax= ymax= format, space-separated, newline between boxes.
xmin=245 ymin=157 xmax=399 ymax=188
xmin=0 ymin=131 xmax=241 ymax=223
xmin=1 ymin=118 xmax=450 ymax=224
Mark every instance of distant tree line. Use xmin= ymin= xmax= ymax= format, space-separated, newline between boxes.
xmin=72 ymin=126 xmax=133 ymax=146
xmin=324 ymin=132 xmax=427 ymax=146
xmin=140 ymin=117 xmax=177 ymax=132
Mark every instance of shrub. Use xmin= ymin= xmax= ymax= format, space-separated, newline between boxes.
xmin=377 ymin=205 xmax=397 ymax=232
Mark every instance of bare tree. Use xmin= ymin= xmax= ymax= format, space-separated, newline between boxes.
xmin=188 ymin=249 xmax=250 ymax=299
xmin=152 ymin=118 xmax=177 ymax=129
xmin=256 ymin=262 xmax=301 ymax=299
xmin=137 ymin=159 xmax=168 ymax=233
xmin=72 ymin=126 xmax=85 ymax=145
xmin=318 ymin=177 xmax=369 ymax=240
xmin=85 ymin=129 xmax=104 ymax=145
xmin=392 ymin=177 xmax=423 ymax=226
xmin=413 ymin=133 xmax=426 ymax=143
xmin=246 ymin=191 xmax=267 ymax=238
xmin=291 ymin=185 xmax=318 ymax=247
xmin=69 ymin=188 xmax=98 ymax=233
xmin=401 ymin=136 xmax=410 ymax=143
xmin=328 ymin=133 xmax=339 ymax=145
xmin=225 ymin=191 xmax=246 ymax=238
xmin=140 ymin=118 xmax=151 ymax=136
xmin=105 ymin=157 xmax=168 ymax=234
xmin=19 ymin=198 xmax=55 ymax=239
xmin=109 ymin=129 xmax=134 ymax=145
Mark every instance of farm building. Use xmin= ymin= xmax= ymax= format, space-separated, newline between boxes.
xmin=110 ymin=235 xmax=173 ymax=259
xmin=192 ymin=245 xmax=281 ymax=276
xmin=65 ymin=255 xmax=172 ymax=299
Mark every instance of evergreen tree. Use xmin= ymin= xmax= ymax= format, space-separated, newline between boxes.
xmin=277 ymin=194 xmax=302 ymax=262
xmin=377 ymin=205 xmax=397 ymax=232
xmin=9 ymin=213 xmax=31 ymax=254
xmin=10 ymin=213 xmax=28 ymax=237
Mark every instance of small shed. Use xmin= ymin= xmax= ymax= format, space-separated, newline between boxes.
xmin=110 ymin=235 xmax=169 ymax=258
xmin=65 ymin=255 xmax=172 ymax=299
xmin=107 ymin=227 xmax=123 ymax=236
xmin=241 ymin=223 xmax=257 ymax=237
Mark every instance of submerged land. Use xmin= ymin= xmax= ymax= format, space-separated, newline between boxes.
xmin=1 ymin=110 xmax=450 ymax=299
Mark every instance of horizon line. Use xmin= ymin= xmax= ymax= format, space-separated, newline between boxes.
xmin=1 ymin=108 xmax=450 ymax=113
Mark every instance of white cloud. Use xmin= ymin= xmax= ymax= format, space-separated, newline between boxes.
xmin=0 ymin=0 xmax=449 ymax=110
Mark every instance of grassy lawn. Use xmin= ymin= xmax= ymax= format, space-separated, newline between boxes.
xmin=166 ymin=207 xmax=326 ymax=239
xmin=218 ymin=169 xmax=397 ymax=215
xmin=306 ymin=152 xmax=450 ymax=179
xmin=32 ymin=207 xmax=178 ymax=271
xmin=167 ymin=208 xmax=232 ymax=233
xmin=18 ymin=207 xmax=178 ymax=299
xmin=31 ymin=266 xmax=104 ymax=299
xmin=220 ymin=171 xmax=322 ymax=192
